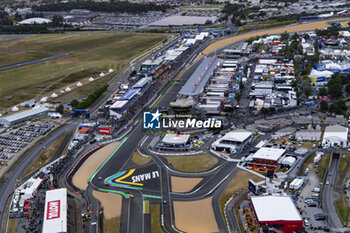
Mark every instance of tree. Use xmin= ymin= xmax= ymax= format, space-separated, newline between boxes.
xmin=239 ymin=80 xmax=244 ymax=90
xmin=260 ymin=107 xmax=269 ymax=115
xmin=243 ymin=64 xmax=248 ymax=76
xmin=320 ymin=101 xmax=328 ymax=112
xmin=327 ymin=75 xmax=343 ymax=99
xmin=329 ymin=100 xmax=347 ymax=114
xmin=281 ymin=31 xmax=289 ymax=41
xmin=318 ymin=87 xmax=327 ymax=97
xmin=71 ymin=99 xmax=80 ymax=108
xmin=52 ymin=15 xmax=63 ymax=27
xmin=56 ymin=104 xmax=64 ymax=114
xmin=291 ymin=32 xmax=299 ymax=41
xmin=346 ymin=83 xmax=350 ymax=96
xmin=302 ymin=76 xmax=312 ymax=96
xmin=303 ymin=33 xmax=310 ymax=40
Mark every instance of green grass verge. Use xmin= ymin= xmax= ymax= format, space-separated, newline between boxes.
xmin=337 ymin=155 xmax=350 ymax=187
xmin=151 ymin=204 xmax=163 ymax=233
xmin=165 ymin=154 xmax=218 ymax=173
xmin=317 ymin=153 xmax=331 ymax=180
xmin=7 ymin=218 xmax=17 ymax=233
xmin=336 ymin=194 xmax=350 ymax=224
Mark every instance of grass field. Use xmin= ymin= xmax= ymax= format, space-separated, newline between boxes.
xmin=151 ymin=204 xmax=163 ymax=233
xmin=0 ymin=50 xmax=50 ymax=67
xmin=131 ymin=151 xmax=151 ymax=165
xmin=0 ymin=33 xmax=168 ymax=111
xmin=165 ymin=154 xmax=218 ymax=172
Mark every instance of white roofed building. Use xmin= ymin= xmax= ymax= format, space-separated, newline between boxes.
xmin=248 ymin=147 xmax=286 ymax=172
xmin=42 ymin=188 xmax=67 ymax=233
xmin=211 ymin=129 xmax=253 ymax=154
xmin=322 ymin=125 xmax=348 ymax=148
xmin=0 ymin=106 xmax=49 ymax=127
xmin=162 ymin=133 xmax=190 ymax=145
xmin=251 ymin=196 xmax=303 ymax=233
xmin=157 ymin=133 xmax=192 ymax=151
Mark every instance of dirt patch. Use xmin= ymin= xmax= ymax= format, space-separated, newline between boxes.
xmin=174 ymin=197 xmax=218 ymax=233
xmin=197 ymin=19 xmax=343 ymax=60
xmin=171 ymin=176 xmax=202 ymax=193
xmin=92 ymin=190 xmax=122 ymax=219
xmin=72 ymin=142 xmax=120 ymax=190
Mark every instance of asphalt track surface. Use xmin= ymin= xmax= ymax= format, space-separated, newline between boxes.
xmin=322 ymin=156 xmax=342 ymax=229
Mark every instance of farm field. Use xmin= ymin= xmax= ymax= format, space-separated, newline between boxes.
xmin=0 ymin=33 xmax=168 ymax=111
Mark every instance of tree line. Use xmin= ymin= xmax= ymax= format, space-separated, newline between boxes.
xmin=75 ymin=84 xmax=109 ymax=109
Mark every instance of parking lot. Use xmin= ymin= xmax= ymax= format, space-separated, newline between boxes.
xmin=294 ymin=167 xmax=330 ymax=232
xmin=0 ymin=121 xmax=56 ymax=170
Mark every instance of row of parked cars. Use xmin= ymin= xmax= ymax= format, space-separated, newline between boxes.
xmin=26 ymin=122 xmax=54 ymax=129
xmin=18 ymin=127 xmax=51 ymax=135
xmin=11 ymin=130 xmax=40 ymax=138
xmin=0 ymin=152 xmax=13 ymax=160
xmin=0 ymin=146 xmax=20 ymax=153
xmin=0 ymin=134 xmax=33 ymax=142
xmin=0 ymin=139 xmax=27 ymax=148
